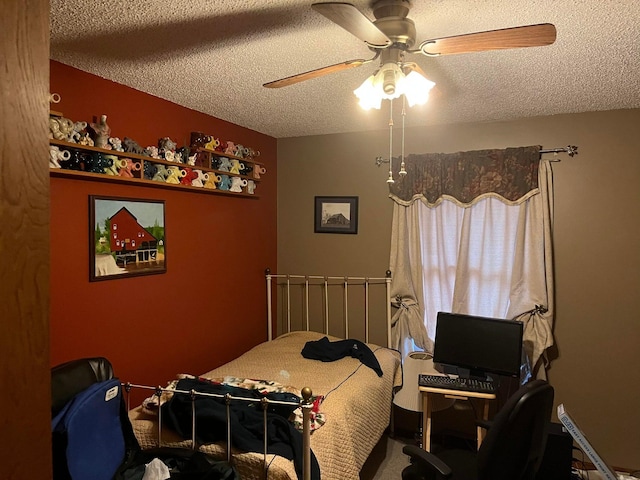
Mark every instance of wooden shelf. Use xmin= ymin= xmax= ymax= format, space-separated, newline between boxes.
xmin=49 ymin=139 xmax=262 ymax=197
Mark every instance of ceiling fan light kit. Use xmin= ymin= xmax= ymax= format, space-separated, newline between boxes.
xmin=354 ymin=63 xmax=435 ymax=110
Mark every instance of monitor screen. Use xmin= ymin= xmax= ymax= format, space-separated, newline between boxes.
xmin=433 ymin=312 xmax=524 ymax=379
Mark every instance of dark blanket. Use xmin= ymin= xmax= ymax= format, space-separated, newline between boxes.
xmin=301 ymin=337 xmax=383 ymax=377
xmin=161 ymin=378 xmax=320 ymax=480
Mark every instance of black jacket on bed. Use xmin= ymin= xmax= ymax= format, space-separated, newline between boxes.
xmin=161 ymin=378 xmax=320 ymax=480
xmin=301 ymin=336 xmax=383 ymax=377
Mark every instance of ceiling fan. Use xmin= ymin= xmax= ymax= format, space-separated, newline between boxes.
xmin=263 ymin=0 xmax=557 ymax=101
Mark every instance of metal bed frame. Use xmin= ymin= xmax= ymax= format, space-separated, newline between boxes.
xmin=123 ymin=381 xmax=314 ymax=480
xmin=266 ymin=269 xmax=393 ymax=346
xmin=124 ymin=269 xmax=393 ymax=480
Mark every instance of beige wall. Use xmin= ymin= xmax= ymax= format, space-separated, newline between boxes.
xmin=277 ymin=108 xmax=640 ymax=470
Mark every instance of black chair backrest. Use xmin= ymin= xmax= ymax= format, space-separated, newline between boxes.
xmin=476 ymin=379 xmax=554 ymax=480
xmin=51 ymin=357 xmax=114 ymax=417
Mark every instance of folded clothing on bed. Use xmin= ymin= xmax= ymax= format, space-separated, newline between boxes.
xmin=301 ymin=336 xmax=383 ymax=377
xmin=161 ymin=377 xmax=320 ymax=480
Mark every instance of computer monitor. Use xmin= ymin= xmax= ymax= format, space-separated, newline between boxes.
xmin=433 ymin=311 xmax=524 ymax=380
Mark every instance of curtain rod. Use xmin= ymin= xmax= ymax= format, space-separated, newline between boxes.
xmin=540 ymin=145 xmax=578 ymax=157
xmin=375 ymin=145 xmax=579 ymax=167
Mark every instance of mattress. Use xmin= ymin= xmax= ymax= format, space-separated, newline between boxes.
xmin=129 ymin=330 xmax=402 ymax=480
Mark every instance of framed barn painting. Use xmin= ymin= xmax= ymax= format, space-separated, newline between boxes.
xmin=314 ymin=196 xmax=359 ymax=234
xmin=89 ymin=195 xmax=166 ymax=281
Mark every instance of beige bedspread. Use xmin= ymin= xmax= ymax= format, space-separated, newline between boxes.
xmin=130 ymin=331 xmax=402 ymax=480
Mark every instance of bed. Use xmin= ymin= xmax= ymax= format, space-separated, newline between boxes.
xmin=127 ymin=271 xmax=402 ymax=480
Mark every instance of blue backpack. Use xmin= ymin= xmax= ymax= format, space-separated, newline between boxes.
xmin=51 ymin=358 xmax=238 ymax=480
xmin=52 ymin=376 xmax=127 ymax=480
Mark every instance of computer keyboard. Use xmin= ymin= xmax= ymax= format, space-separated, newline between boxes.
xmin=418 ymin=374 xmax=497 ymax=394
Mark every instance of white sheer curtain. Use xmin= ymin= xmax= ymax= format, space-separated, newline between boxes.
xmin=389 ymin=148 xmax=555 ymax=379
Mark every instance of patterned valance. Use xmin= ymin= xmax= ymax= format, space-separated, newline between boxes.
xmin=389 ymin=145 xmax=542 ymax=207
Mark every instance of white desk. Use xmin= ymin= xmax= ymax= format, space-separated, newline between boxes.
xmin=419 ymin=383 xmax=496 ymax=452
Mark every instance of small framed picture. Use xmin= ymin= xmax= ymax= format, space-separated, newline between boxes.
xmin=89 ymin=195 xmax=166 ymax=281
xmin=314 ymin=196 xmax=358 ymax=234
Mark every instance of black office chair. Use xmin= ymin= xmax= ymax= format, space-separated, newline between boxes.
xmin=402 ymin=379 xmax=554 ymax=480
xmin=51 ymin=356 xmax=115 ymax=417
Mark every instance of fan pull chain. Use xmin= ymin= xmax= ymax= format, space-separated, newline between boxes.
xmin=387 ymin=98 xmax=394 ymax=184
xmin=399 ymin=96 xmax=407 ymax=176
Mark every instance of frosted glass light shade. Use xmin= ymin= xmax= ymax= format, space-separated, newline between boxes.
xmin=353 ymin=75 xmax=383 ymax=110
xmin=402 ymin=70 xmax=436 ymax=107
xmin=354 ymin=64 xmax=435 ymax=110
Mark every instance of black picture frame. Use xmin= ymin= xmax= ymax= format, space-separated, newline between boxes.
xmin=89 ymin=195 xmax=166 ymax=281
xmin=314 ymin=196 xmax=358 ymax=234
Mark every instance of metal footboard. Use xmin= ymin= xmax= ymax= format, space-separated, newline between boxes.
xmin=123 ymin=382 xmax=314 ymax=480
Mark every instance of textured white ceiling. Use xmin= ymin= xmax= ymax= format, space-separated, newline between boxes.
xmin=50 ymin=0 xmax=640 ymax=139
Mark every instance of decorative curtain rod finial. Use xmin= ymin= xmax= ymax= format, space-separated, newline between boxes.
xmin=540 ymin=145 xmax=579 ymax=157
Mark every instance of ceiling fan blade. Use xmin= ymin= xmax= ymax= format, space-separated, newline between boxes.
xmin=312 ymin=2 xmax=391 ymax=48
xmin=419 ymin=23 xmax=557 ymax=56
xmin=263 ymin=59 xmax=369 ymax=88
xmin=403 ymin=62 xmax=429 ymax=78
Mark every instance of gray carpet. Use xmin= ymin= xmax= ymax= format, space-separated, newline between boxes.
xmin=360 ymin=434 xmax=413 ymax=480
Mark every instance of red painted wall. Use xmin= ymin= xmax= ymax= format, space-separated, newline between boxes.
xmin=49 ymin=61 xmax=277 ymax=394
